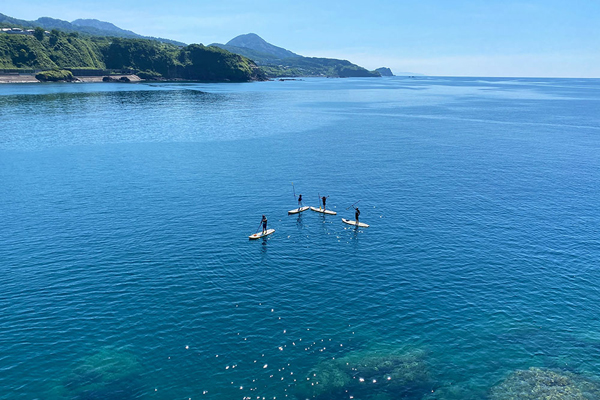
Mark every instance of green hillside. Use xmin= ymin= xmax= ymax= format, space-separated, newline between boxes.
xmin=0 ymin=13 xmax=185 ymax=46
xmin=0 ymin=31 xmax=104 ymax=70
xmin=0 ymin=31 xmax=264 ymax=82
xmin=209 ymin=44 xmax=284 ymax=65
xmin=213 ymin=43 xmax=380 ymax=78
xmin=260 ymin=56 xmax=381 ymax=78
xmin=211 ymin=33 xmax=379 ymax=78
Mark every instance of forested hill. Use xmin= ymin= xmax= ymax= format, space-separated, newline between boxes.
xmin=0 ymin=13 xmax=185 ymax=46
xmin=212 ymin=33 xmax=380 ymax=78
xmin=0 ymin=31 xmax=264 ymax=82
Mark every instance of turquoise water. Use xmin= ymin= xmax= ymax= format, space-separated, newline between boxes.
xmin=1 ymin=77 xmax=600 ymax=399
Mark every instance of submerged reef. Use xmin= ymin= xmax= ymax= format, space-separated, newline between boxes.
xmin=60 ymin=347 xmax=144 ymax=399
xmin=294 ymin=347 xmax=431 ymax=400
xmin=489 ymin=367 xmax=600 ymax=400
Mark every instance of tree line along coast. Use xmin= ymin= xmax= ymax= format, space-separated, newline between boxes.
xmin=0 ymin=32 xmax=263 ymax=83
xmin=0 ymin=14 xmax=394 ymax=83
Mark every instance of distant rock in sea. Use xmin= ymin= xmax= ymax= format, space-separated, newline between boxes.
xmin=375 ymin=67 xmax=394 ymax=76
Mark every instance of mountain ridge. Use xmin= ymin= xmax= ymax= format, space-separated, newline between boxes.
xmin=212 ymin=33 xmax=380 ymax=78
xmin=72 ymin=19 xmax=139 ymax=37
xmin=0 ymin=13 xmax=185 ymax=46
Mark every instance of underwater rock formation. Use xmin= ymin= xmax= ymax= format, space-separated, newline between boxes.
xmin=295 ymin=348 xmax=431 ymax=400
xmin=489 ymin=367 xmax=600 ymax=400
xmin=61 ymin=347 xmax=144 ymax=399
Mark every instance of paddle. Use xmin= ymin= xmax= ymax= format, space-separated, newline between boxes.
xmin=318 ymin=192 xmax=321 ymax=209
xmin=256 ymin=217 xmax=264 ymax=233
xmin=346 ymin=200 xmax=361 ymax=210
xmin=292 ymin=182 xmax=296 ymax=200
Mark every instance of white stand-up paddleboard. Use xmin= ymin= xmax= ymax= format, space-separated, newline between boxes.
xmin=249 ymin=229 xmax=275 ymax=240
xmin=342 ymin=218 xmax=370 ymax=228
xmin=310 ymin=206 xmax=337 ymax=215
xmin=288 ymin=206 xmax=309 ymax=215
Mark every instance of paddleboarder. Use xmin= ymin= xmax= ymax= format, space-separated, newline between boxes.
xmin=261 ymin=215 xmax=268 ymax=234
xmin=354 ymin=206 xmax=360 ymax=223
xmin=297 ymin=194 xmax=303 ymax=208
xmin=321 ymin=195 xmax=329 ymax=210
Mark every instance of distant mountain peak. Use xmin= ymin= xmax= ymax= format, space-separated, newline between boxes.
xmin=235 ymin=32 xmax=262 ymax=40
xmin=226 ymin=33 xmax=267 ymax=47
xmin=212 ymin=33 xmax=380 ymax=78
xmin=226 ymin=33 xmax=300 ymax=59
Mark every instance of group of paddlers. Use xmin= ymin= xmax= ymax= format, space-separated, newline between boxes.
xmin=260 ymin=195 xmax=360 ymax=234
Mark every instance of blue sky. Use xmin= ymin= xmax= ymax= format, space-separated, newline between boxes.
xmin=3 ymin=0 xmax=599 ymax=77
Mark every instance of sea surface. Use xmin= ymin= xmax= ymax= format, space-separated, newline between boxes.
xmin=1 ymin=76 xmax=600 ymax=400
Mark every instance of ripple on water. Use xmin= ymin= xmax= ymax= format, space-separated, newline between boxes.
xmin=2 ymin=77 xmax=600 ymax=399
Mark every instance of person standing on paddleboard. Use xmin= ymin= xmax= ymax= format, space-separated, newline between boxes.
xmin=297 ymin=194 xmax=303 ymax=208
xmin=354 ymin=207 xmax=360 ymax=223
xmin=322 ymin=195 xmax=329 ymax=210
xmin=261 ymin=215 xmax=268 ymax=233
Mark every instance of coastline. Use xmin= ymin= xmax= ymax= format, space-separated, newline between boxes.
xmin=0 ymin=74 xmax=40 ymax=83
xmin=0 ymin=74 xmax=143 ymax=84
xmin=0 ymin=74 xmax=275 ymax=84
xmin=77 ymin=75 xmax=142 ymax=83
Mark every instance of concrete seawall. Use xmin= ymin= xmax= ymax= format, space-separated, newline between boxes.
xmin=0 ymin=74 xmax=142 ymax=83
xmin=76 ymin=75 xmax=142 ymax=82
xmin=0 ymin=74 xmax=39 ymax=83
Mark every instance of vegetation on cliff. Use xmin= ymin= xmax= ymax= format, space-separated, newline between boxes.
xmin=0 ymin=31 xmax=104 ymax=70
xmin=258 ymin=56 xmax=380 ymax=78
xmin=176 ymin=44 xmax=260 ymax=81
xmin=0 ymin=31 xmax=263 ymax=82
xmin=35 ymin=69 xmax=75 ymax=81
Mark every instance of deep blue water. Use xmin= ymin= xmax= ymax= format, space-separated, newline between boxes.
xmin=1 ymin=77 xmax=600 ymax=399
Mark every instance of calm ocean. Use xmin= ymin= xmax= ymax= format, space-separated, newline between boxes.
xmin=1 ymin=77 xmax=600 ymax=399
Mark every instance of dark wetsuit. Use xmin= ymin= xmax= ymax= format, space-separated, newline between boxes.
xmin=355 ymin=208 xmax=360 ymax=223
xmin=322 ymin=196 xmax=327 ymax=209
xmin=262 ymin=216 xmax=268 ymax=233
xmin=298 ymin=195 xmax=303 ymax=207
